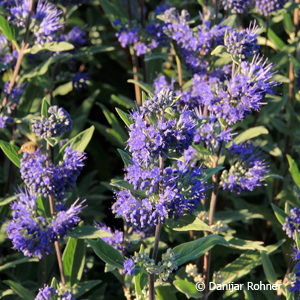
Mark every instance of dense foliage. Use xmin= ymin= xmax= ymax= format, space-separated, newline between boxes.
xmin=0 ymin=0 xmax=300 ymax=300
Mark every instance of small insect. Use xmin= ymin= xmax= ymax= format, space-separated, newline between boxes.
xmin=18 ymin=141 xmax=38 ymax=155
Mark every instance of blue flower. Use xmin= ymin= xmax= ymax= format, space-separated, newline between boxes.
xmin=35 ymin=285 xmax=76 ymax=299
xmin=220 ymin=142 xmax=268 ymax=193
xmin=20 ymin=146 xmax=86 ymax=202
xmin=6 ymin=189 xmax=84 ymax=259
xmin=283 ymin=207 xmax=300 ymax=240
xmin=72 ymin=72 xmax=88 ymax=91
xmin=255 ymin=0 xmax=286 ymax=16
xmin=10 ymin=0 xmax=63 ymax=45
xmin=222 ymin=0 xmax=252 ymax=14
xmin=32 ymin=106 xmax=72 ymax=138
xmin=123 ymin=258 xmax=135 ymax=275
xmin=224 ymin=22 xmax=260 ymax=61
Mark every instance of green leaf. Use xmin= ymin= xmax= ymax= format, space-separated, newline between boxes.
xmin=134 ymin=272 xmax=148 ymax=299
xmin=0 ymin=15 xmax=15 ymax=41
xmin=271 ymin=203 xmax=288 ymax=225
xmin=69 ymin=225 xmax=112 ymax=239
xmin=111 ymin=94 xmax=135 ymax=109
xmin=225 ymin=237 xmax=266 ymax=251
xmin=98 ymin=0 xmax=128 ymax=24
xmin=117 ymin=149 xmax=132 ymax=167
xmin=74 ymin=280 xmax=102 ymax=298
xmin=62 ymin=237 xmax=86 ymax=285
xmin=173 ymin=235 xmax=229 ymax=266
xmin=267 ymin=28 xmax=286 ymax=51
xmin=110 ymin=178 xmax=146 ymax=198
xmin=3 ymin=280 xmax=34 ymax=300
xmin=0 ymin=257 xmax=38 ymax=272
xmin=41 ymin=97 xmax=50 ymax=118
xmin=87 ymin=238 xmax=124 ymax=269
xmin=203 ymin=167 xmax=224 ymax=181
xmin=56 ymin=126 xmax=95 ymax=162
xmin=173 ymin=277 xmax=200 ymax=299
xmin=233 ymin=126 xmax=269 ymax=145
xmin=295 ymin=231 xmax=300 ymax=249
xmin=0 ymin=140 xmax=20 ymax=168
xmin=260 ymin=251 xmax=277 ymax=284
xmin=156 ymin=285 xmax=178 ymax=300
xmin=166 ymin=215 xmax=212 ymax=232
xmin=115 ymin=107 xmax=133 ymax=127
xmin=287 ymin=154 xmax=300 ymax=189
xmin=0 ymin=194 xmax=16 ymax=207
xmin=211 ymin=45 xmax=227 ymax=56
xmin=219 ymin=240 xmax=284 ymax=284
xmin=36 ymin=195 xmax=51 ymax=218
xmin=127 ymin=79 xmax=154 ymax=96
xmin=53 ymin=82 xmax=73 ymax=97
xmin=30 ymin=42 xmax=74 ymax=54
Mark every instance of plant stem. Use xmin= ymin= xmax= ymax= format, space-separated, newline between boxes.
xmin=202 ymin=141 xmax=224 ymax=300
xmin=1 ymin=0 xmax=34 ymax=112
xmin=127 ymin=0 xmax=142 ymax=106
xmin=46 ymin=109 xmax=66 ymax=286
xmin=149 ymin=155 xmax=164 ymax=300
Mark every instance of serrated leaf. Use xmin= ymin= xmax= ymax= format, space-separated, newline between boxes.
xmin=287 ymin=155 xmax=300 ymax=189
xmin=62 ymin=237 xmax=86 ymax=285
xmin=0 ymin=140 xmax=20 ymax=168
xmin=87 ymin=239 xmax=124 ymax=269
xmin=3 ymin=280 xmax=34 ymax=300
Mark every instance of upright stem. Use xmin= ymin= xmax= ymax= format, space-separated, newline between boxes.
xmin=127 ymin=0 xmax=142 ymax=106
xmin=202 ymin=141 xmax=224 ymax=300
xmin=149 ymin=155 xmax=164 ymax=300
xmin=46 ymin=110 xmax=66 ymax=286
xmin=1 ymin=0 xmax=34 ymax=112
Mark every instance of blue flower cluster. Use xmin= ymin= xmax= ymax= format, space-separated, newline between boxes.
xmin=255 ymin=0 xmax=286 ymax=16
xmin=160 ymin=8 xmax=227 ymax=71
xmin=289 ymin=247 xmax=300 ymax=293
xmin=9 ymin=0 xmax=63 ymax=45
xmin=72 ymin=72 xmax=88 ymax=91
xmin=222 ymin=0 xmax=252 ymax=14
xmin=283 ymin=207 xmax=300 ymax=239
xmin=0 ymin=81 xmax=24 ymax=128
xmin=35 ymin=285 xmax=75 ymax=300
xmin=20 ymin=146 xmax=86 ymax=202
xmin=220 ymin=142 xmax=268 ymax=193
xmin=206 ymin=57 xmax=276 ymax=124
xmin=32 ymin=106 xmax=72 ymax=138
xmin=6 ymin=189 xmax=84 ymax=259
xmin=113 ymin=89 xmax=206 ymax=229
xmin=224 ymin=23 xmax=260 ymax=61
xmin=113 ymin=19 xmax=158 ymax=56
